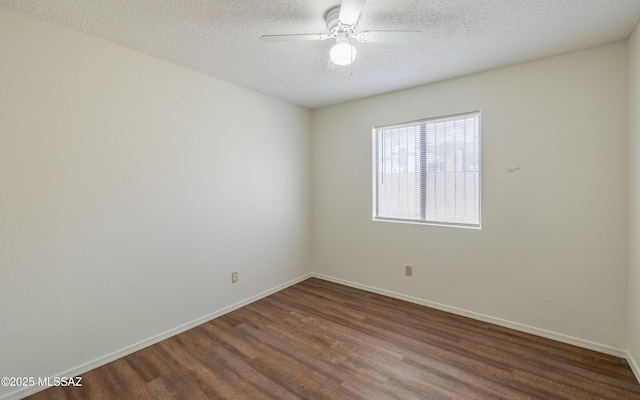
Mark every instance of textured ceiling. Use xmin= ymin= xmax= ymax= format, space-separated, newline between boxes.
xmin=2 ymin=0 xmax=640 ymax=109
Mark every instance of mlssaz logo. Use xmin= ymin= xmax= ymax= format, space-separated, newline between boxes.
xmin=39 ymin=376 xmax=83 ymax=387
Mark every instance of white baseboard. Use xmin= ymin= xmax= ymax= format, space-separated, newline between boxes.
xmin=312 ymin=273 xmax=628 ymax=359
xmin=1 ymin=273 xmax=312 ymax=400
xmin=628 ymin=352 xmax=640 ymax=384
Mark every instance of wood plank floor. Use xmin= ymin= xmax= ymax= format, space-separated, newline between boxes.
xmin=26 ymin=278 xmax=640 ymax=399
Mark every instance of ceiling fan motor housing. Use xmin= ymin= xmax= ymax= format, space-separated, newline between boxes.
xmin=326 ymin=7 xmax=356 ymax=37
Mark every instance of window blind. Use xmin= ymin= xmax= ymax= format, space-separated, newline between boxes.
xmin=373 ymin=111 xmax=481 ymax=228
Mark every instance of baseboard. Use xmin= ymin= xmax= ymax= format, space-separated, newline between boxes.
xmin=628 ymin=352 xmax=640 ymax=384
xmin=312 ymin=273 xmax=627 ymax=359
xmin=1 ymin=273 xmax=313 ymax=400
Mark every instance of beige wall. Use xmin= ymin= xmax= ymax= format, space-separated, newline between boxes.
xmin=2 ymin=4 xmax=638 ymax=399
xmin=629 ymin=21 xmax=640 ymax=376
xmin=311 ymin=42 xmax=629 ymax=354
xmin=0 ymin=7 xmax=311 ymax=399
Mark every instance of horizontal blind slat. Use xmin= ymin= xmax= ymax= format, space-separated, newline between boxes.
xmin=373 ymin=111 xmax=481 ymax=228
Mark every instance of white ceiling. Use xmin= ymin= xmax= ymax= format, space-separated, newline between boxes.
xmin=2 ymin=0 xmax=640 ymax=109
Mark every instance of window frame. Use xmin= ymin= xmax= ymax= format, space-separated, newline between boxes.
xmin=371 ymin=111 xmax=481 ymax=229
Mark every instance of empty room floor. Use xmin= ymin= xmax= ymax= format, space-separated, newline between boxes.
xmin=25 ymin=278 xmax=640 ymax=399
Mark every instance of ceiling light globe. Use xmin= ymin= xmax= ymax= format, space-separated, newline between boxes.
xmin=330 ymin=42 xmax=356 ymax=66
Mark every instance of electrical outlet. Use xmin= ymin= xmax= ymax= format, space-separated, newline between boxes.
xmin=231 ymin=272 xmax=238 ymax=283
xmin=405 ymin=265 xmax=413 ymax=276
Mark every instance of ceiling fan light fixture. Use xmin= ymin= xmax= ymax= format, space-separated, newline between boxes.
xmin=261 ymin=1 xmax=422 ymax=69
xmin=330 ymin=41 xmax=356 ymax=66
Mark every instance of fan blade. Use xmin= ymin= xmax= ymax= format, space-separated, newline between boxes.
xmin=260 ymin=34 xmax=330 ymax=42
xmin=356 ymin=30 xmax=422 ymax=44
xmin=339 ymin=0 xmax=366 ymax=25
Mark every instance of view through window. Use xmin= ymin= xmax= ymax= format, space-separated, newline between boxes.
xmin=373 ymin=111 xmax=481 ymax=228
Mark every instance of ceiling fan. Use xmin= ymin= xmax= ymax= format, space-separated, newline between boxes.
xmin=260 ymin=0 xmax=422 ymax=66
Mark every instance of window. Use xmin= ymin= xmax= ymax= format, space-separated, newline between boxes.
xmin=372 ymin=111 xmax=481 ymax=228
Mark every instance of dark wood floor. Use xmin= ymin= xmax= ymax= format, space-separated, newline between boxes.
xmin=26 ymin=277 xmax=640 ymax=399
